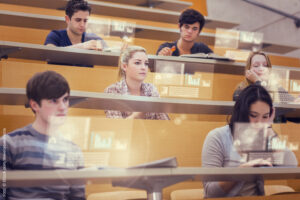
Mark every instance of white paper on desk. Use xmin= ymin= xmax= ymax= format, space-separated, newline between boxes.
xmin=128 ymin=157 xmax=177 ymax=169
xmin=103 ymin=47 xmax=121 ymax=53
xmin=180 ymin=53 xmax=234 ymax=62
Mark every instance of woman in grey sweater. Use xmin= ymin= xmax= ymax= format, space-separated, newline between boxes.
xmin=202 ymin=84 xmax=298 ymax=198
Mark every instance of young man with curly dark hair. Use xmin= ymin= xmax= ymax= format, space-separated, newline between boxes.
xmin=157 ymin=9 xmax=212 ymax=56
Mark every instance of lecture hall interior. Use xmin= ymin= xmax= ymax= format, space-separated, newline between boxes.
xmin=1 ymin=0 xmax=300 ymax=199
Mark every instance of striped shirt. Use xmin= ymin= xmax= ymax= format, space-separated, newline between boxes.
xmin=104 ymin=79 xmax=170 ymax=120
xmin=0 ymin=125 xmax=85 ymax=200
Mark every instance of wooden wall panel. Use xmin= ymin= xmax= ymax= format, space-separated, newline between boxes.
xmin=0 ymin=25 xmax=48 ymax=45
xmin=182 ymin=0 xmax=208 ymax=16
xmin=0 ymin=60 xmax=240 ymax=118
xmin=0 ymin=60 xmax=118 ymax=92
xmin=1 ymin=60 xmax=242 ymax=97
xmin=0 ymin=115 xmax=34 ymax=134
xmin=0 ymin=63 xmax=2 ymax=115
xmin=212 ymin=73 xmax=242 ymax=100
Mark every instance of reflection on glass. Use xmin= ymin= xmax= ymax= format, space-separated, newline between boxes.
xmin=153 ymin=60 xmax=214 ymax=99
xmin=224 ymin=50 xmax=250 ymax=61
xmin=91 ymin=131 xmax=113 ymax=149
xmin=154 ymin=60 xmax=185 ymax=75
xmin=87 ymin=19 xmax=136 ymax=52
xmin=239 ymin=31 xmax=263 ymax=52
xmin=169 ymin=86 xmax=200 ymax=98
xmin=233 ymin=123 xmax=270 ymax=152
xmin=87 ymin=19 xmax=111 ymax=37
xmin=47 ymin=116 xmax=133 ymax=168
xmin=215 ymin=28 xmax=239 ymax=49
xmin=288 ymin=71 xmax=300 ymax=104
xmin=233 ymin=122 xmax=298 ymax=166
xmin=215 ymin=28 xmax=264 ymax=60
xmin=264 ymin=68 xmax=294 ymax=103
xmin=290 ymin=80 xmax=300 ymax=92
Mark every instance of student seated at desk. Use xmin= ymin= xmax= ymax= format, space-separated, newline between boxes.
xmin=0 ymin=71 xmax=85 ymax=199
xmin=104 ymin=46 xmax=169 ymax=120
xmin=44 ymin=0 xmax=107 ymax=51
xmin=233 ymin=51 xmax=299 ymax=122
xmin=202 ymin=85 xmax=297 ymax=198
xmin=233 ymin=51 xmax=293 ymax=102
xmin=156 ymin=9 xmax=213 ymax=56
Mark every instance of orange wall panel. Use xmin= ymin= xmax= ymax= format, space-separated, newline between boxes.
xmin=182 ymin=0 xmax=207 ymax=16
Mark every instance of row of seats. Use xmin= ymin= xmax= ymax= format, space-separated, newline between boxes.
xmin=87 ymin=185 xmax=296 ymax=200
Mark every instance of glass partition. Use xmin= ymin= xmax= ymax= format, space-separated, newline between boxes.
xmin=151 ymin=60 xmax=214 ymax=100
xmin=47 ymin=116 xmax=134 ymax=168
xmin=233 ymin=122 xmax=299 ymax=166
xmin=214 ymin=28 xmax=264 ymax=61
xmin=87 ymin=18 xmax=136 ymax=52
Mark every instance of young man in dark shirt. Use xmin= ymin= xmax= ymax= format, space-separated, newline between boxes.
xmin=157 ymin=9 xmax=212 ymax=56
xmin=45 ymin=0 xmax=106 ymax=51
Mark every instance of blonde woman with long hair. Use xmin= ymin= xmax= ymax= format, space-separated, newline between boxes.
xmin=104 ymin=46 xmax=169 ymax=120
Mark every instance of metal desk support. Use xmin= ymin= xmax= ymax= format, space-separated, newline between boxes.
xmin=113 ymin=175 xmax=193 ymax=200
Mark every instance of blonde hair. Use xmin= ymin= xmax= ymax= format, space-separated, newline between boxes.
xmin=117 ymin=46 xmax=147 ymax=80
xmin=236 ymin=51 xmax=272 ymax=90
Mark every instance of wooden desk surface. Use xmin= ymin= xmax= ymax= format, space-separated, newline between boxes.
xmin=0 ymin=40 xmax=247 ymax=75
xmin=0 ymin=87 xmax=298 ymax=116
xmin=2 ymin=167 xmax=300 ymax=187
xmin=0 ymin=10 xmax=215 ymax=47
xmin=2 ymin=40 xmax=300 ymax=78
xmin=0 ymin=10 xmax=298 ymax=54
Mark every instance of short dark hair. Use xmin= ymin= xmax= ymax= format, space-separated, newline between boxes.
xmin=179 ymin=9 xmax=205 ymax=32
xmin=229 ymin=84 xmax=273 ymax=135
xmin=65 ymin=0 xmax=91 ymax=19
xmin=26 ymin=71 xmax=70 ymax=107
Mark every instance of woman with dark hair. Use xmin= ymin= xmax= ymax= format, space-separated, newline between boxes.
xmin=202 ymin=84 xmax=297 ymax=198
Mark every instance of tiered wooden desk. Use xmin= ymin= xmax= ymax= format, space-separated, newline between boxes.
xmin=2 ymin=168 xmax=300 ymax=200
xmin=0 ymin=0 xmax=237 ymax=28
xmin=0 ymin=87 xmax=299 ymax=116
xmin=0 ymin=10 xmax=299 ymax=54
